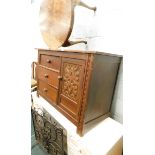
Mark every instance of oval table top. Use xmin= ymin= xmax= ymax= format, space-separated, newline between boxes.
xmin=39 ymin=0 xmax=75 ymax=49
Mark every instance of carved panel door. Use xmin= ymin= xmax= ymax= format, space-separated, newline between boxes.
xmin=58 ymin=58 xmax=86 ymax=124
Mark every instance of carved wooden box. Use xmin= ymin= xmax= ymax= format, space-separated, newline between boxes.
xmin=36 ymin=49 xmax=122 ymax=136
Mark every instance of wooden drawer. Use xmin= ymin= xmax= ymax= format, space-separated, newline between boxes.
xmin=40 ymin=54 xmax=61 ymax=71
xmin=38 ymin=66 xmax=59 ymax=89
xmin=38 ymin=80 xmax=58 ymax=104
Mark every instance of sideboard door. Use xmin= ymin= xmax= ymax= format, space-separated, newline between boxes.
xmin=58 ymin=58 xmax=86 ymax=124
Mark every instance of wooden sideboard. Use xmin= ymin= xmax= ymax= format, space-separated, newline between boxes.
xmin=36 ymin=49 xmax=122 ymax=136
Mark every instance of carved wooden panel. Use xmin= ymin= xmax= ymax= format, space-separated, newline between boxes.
xmin=57 ymin=58 xmax=86 ymax=123
xmin=62 ymin=63 xmax=82 ymax=102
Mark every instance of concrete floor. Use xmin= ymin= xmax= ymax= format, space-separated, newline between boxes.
xmin=31 ymin=140 xmax=48 ymax=155
xmin=31 ymin=115 xmax=48 ymax=155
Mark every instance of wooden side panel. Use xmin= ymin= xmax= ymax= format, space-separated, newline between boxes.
xmin=84 ymin=54 xmax=122 ymax=123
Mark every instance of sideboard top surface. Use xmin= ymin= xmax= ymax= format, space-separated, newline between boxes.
xmin=35 ymin=48 xmax=123 ymax=58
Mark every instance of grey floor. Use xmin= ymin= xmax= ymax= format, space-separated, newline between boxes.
xmin=31 ymin=116 xmax=48 ymax=155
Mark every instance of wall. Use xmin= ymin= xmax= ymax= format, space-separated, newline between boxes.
xmin=31 ymin=0 xmax=123 ymax=123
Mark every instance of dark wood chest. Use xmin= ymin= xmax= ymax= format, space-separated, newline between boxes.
xmin=36 ymin=49 xmax=122 ymax=136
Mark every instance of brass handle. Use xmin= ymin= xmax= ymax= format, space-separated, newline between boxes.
xmin=46 ymin=59 xmax=51 ymax=63
xmin=44 ymin=74 xmax=48 ymax=78
xmin=58 ymin=76 xmax=63 ymax=80
xmin=43 ymin=88 xmax=48 ymax=92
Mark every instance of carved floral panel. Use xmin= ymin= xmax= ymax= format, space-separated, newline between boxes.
xmin=62 ymin=63 xmax=82 ymax=101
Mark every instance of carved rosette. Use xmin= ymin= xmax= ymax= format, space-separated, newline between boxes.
xmin=62 ymin=63 xmax=82 ymax=101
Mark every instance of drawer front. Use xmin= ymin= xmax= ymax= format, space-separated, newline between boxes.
xmin=38 ymin=66 xmax=59 ymax=89
xmin=40 ymin=54 xmax=61 ymax=71
xmin=38 ymin=80 xmax=58 ymax=104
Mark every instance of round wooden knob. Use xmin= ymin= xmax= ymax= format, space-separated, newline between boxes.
xmin=46 ymin=59 xmax=51 ymax=63
xmin=58 ymin=76 xmax=63 ymax=80
xmin=44 ymin=74 xmax=48 ymax=78
xmin=43 ymin=88 xmax=48 ymax=92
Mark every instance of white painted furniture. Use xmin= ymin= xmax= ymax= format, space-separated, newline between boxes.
xmin=31 ymin=92 xmax=123 ymax=155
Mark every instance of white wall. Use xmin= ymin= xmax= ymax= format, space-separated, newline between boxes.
xmin=31 ymin=0 xmax=123 ymax=123
xmin=111 ymin=60 xmax=123 ymax=123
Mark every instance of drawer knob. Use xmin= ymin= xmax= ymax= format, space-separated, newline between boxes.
xmin=44 ymin=74 xmax=48 ymax=78
xmin=58 ymin=76 xmax=63 ymax=80
xmin=46 ymin=59 xmax=51 ymax=63
xmin=43 ymin=88 xmax=48 ymax=92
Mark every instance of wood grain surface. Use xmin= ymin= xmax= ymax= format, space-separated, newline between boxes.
xmin=39 ymin=0 xmax=74 ymax=49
